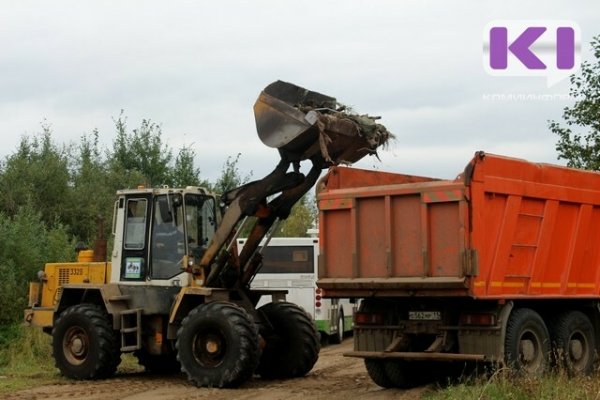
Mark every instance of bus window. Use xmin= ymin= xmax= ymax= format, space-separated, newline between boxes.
xmin=259 ymin=246 xmax=314 ymax=274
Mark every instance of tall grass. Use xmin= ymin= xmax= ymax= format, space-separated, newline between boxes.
xmin=0 ymin=324 xmax=60 ymax=395
xmin=424 ymin=368 xmax=600 ymax=400
xmin=0 ymin=324 xmax=54 ymax=375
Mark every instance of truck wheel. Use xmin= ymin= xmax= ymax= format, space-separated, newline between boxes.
xmin=364 ymin=359 xmax=395 ymax=388
xmin=551 ymin=311 xmax=595 ymax=375
xmin=329 ymin=310 xmax=344 ymax=344
xmin=134 ymin=349 xmax=180 ymax=374
xmin=176 ymin=301 xmax=260 ymax=388
xmin=504 ymin=308 xmax=550 ymax=375
xmin=365 ymin=359 xmax=421 ymax=389
xmin=52 ymin=304 xmax=121 ymax=379
xmin=385 ymin=360 xmax=423 ymax=388
xmin=257 ymin=302 xmax=320 ymax=379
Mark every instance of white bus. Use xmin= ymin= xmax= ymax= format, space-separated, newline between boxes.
xmin=237 ymin=237 xmax=355 ymax=343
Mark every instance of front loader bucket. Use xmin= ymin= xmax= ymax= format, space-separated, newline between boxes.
xmin=254 ymin=81 xmax=332 ymax=161
xmin=254 ymin=80 xmax=393 ymax=166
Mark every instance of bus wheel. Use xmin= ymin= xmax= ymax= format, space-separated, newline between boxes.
xmin=551 ymin=311 xmax=595 ymax=376
xmin=257 ymin=302 xmax=320 ymax=379
xmin=504 ymin=308 xmax=550 ymax=376
xmin=176 ymin=302 xmax=260 ymax=387
xmin=52 ymin=304 xmax=121 ymax=379
xmin=329 ymin=310 xmax=344 ymax=344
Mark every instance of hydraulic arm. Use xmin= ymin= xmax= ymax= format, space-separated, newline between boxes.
xmin=196 ymin=80 xmax=393 ymax=289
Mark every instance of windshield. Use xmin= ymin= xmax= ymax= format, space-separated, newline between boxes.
xmin=150 ymin=193 xmax=216 ymax=279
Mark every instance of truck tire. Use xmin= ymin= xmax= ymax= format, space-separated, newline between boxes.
xmin=256 ymin=302 xmax=320 ymax=379
xmin=52 ymin=304 xmax=121 ymax=379
xmin=329 ymin=310 xmax=344 ymax=345
xmin=364 ymin=359 xmax=395 ymax=388
xmin=385 ymin=360 xmax=422 ymax=388
xmin=134 ymin=348 xmax=180 ymax=374
xmin=176 ymin=301 xmax=260 ymax=388
xmin=504 ymin=308 xmax=550 ymax=375
xmin=365 ymin=359 xmax=421 ymax=389
xmin=550 ymin=311 xmax=595 ymax=376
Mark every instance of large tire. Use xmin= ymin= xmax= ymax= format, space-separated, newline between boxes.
xmin=329 ymin=309 xmax=344 ymax=345
xmin=52 ymin=304 xmax=121 ymax=379
xmin=550 ymin=311 xmax=595 ymax=376
xmin=176 ymin=301 xmax=260 ymax=388
xmin=257 ymin=301 xmax=320 ymax=379
xmin=365 ymin=359 xmax=422 ymax=389
xmin=364 ymin=359 xmax=395 ymax=388
xmin=504 ymin=308 xmax=550 ymax=376
xmin=134 ymin=348 xmax=180 ymax=374
xmin=385 ymin=360 xmax=422 ymax=388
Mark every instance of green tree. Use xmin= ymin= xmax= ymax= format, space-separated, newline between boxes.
xmin=550 ymin=35 xmax=600 ymax=169
xmin=0 ymin=124 xmax=70 ymax=225
xmin=109 ymin=112 xmax=173 ymax=187
xmin=65 ymin=130 xmax=114 ymax=243
xmin=213 ymin=153 xmax=252 ymax=195
xmin=0 ymin=206 xmax=74 ymax=325
xmin=169 ymin=145 xmax=209 ymax=188
xmin=274 ymin=193 xmax=317 ymax=237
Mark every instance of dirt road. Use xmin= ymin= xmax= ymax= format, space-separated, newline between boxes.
xmin=4 ymin=339 xmax=429 ymax=400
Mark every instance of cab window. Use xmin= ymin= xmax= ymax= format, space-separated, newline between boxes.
xmin=124 ymin=199 xmax=147 ymax=250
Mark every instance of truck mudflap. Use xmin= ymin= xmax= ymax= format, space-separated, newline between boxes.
xmin=344 ymin=350 xmax=486 ymax=362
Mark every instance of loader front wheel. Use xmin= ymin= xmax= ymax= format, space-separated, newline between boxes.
xmin=257 ymin=301 xmax=320 ymax=379
xmin=176 ymin=301 xmax=260 ymax=388
xmin=52 ymin=304 xmax=120 ymax=379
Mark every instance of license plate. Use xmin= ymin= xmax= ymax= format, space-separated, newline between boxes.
xmin=408 ymin=311 xmax=441 ymax=321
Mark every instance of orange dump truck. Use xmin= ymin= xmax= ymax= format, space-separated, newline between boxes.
xmin=317 ymin=151 xmax=600 ymax=387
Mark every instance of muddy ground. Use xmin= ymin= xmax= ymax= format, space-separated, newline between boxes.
xmin=4 ymin=339 xmax=430 ymax=400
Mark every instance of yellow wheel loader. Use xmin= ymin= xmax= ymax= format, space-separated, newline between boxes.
xmin=24 ymin=81 xmax=392 ymax=388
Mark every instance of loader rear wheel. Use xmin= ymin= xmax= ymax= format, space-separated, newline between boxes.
xmin=504 ymin=308 xmax=550 ymax=376
xmin=52 ymin=304 xmax=121 ymax=379
xmin=551 ymin=311 xmax=595 ymax=376
xmin=257 ymin=302 xmax=320 ymax=379
xmin=134 ymin=348 xmax=180 ymax=374
xmin=176 ymin=301 xmax=260 ymax=388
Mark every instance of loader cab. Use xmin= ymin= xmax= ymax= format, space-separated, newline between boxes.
xmin=110 ymin=187 xmax=218 ymax=286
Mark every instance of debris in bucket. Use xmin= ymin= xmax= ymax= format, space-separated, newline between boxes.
xmin=254 ymin=80 xmax=394 ymax=167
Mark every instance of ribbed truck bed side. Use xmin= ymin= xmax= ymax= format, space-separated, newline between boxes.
xmin=317 ymin=165 xmax=471 ymax=297
xmin=317 ymin=152 xmax=600 ymax=299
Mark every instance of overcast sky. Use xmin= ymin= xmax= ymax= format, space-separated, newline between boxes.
xmin=1 ymin=1 xmax=598 ymax=183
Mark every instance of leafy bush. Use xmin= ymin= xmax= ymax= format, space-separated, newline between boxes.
xmin=0 ymin=206 xmax=75 ymax=325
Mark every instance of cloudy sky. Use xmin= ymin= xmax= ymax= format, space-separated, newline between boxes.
xmin=1 ymin=1 xmax=598 ymax=182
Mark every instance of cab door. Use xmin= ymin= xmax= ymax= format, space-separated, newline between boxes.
xmin=120 ymin=195 xmax=152 ymax=281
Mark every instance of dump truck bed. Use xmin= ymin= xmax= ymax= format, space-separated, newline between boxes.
xmin=317 ymin=152 xmax=600 ymax=299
